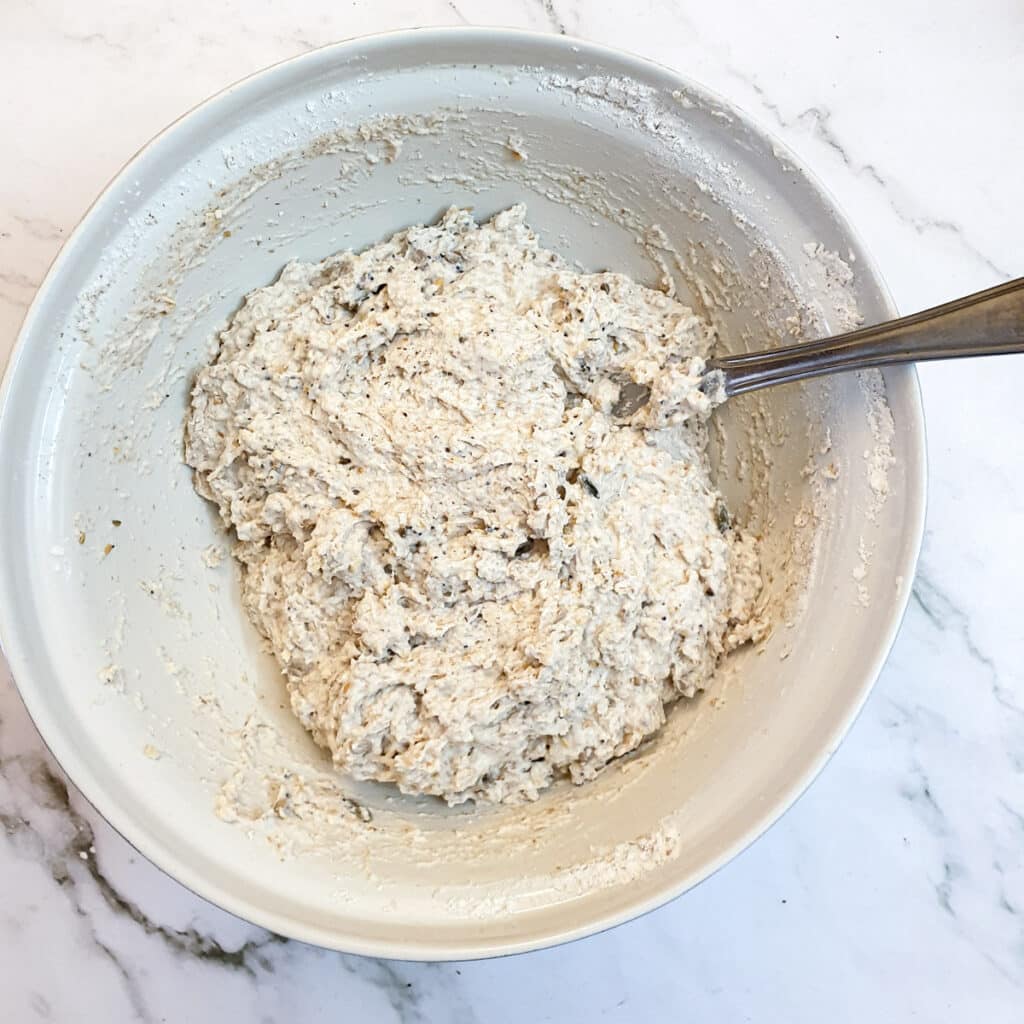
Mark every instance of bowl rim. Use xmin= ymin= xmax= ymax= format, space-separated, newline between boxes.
xmin=0 ymin=25 xmax=927 ymax=961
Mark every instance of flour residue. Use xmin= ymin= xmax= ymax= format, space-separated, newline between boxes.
xmin=441 ymin=820 xmax=682 ymax=918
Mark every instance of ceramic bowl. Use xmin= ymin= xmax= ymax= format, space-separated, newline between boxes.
xmin=0 ymin=29 xmax=925 ymax=958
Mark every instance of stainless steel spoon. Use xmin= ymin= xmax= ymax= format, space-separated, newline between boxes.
xmin=612 ymin=277 xmax=1024 ymax=416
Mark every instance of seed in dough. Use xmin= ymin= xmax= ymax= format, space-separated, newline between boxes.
xmin=185 ymin=205 xmax=765 ymax=806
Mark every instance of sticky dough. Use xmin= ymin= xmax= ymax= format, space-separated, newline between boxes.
xmin=185 ymin=206 xmax=764 ymax=805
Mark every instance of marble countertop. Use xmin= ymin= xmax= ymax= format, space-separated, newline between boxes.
xmin=2 ymin=1 xmax=1022 ymax=1020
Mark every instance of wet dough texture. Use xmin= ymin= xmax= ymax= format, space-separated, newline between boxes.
xmin=186 ymin=206 xmax=763 ymax=805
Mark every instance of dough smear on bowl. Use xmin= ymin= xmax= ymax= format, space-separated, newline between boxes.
xmin=185 ymin=205 xmax=766 ymax=805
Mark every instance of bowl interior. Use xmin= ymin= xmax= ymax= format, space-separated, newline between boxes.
xmin=0 ymin=31 xmax=924 ymax=957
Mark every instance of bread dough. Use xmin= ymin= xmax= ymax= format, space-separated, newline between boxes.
xmin=185 ymin=206 xmax=764 ymax=805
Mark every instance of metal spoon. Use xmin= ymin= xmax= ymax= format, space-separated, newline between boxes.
xmin=612 ymin=277 xmax=1024 ymax=416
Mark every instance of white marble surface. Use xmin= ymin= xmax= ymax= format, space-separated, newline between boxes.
xmin=2 ymin=0 xmax=1022 ymax=1020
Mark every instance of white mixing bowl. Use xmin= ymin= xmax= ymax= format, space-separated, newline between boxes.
xmin=0 ymin=29 xmax=925 ymax=958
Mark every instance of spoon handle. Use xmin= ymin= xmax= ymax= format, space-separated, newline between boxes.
xmin=707 ymin=276 xmax=1024 ymax=397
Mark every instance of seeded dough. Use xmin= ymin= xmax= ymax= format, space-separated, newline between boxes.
xmin=185 ymin=206 xmax=764 ymax=805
